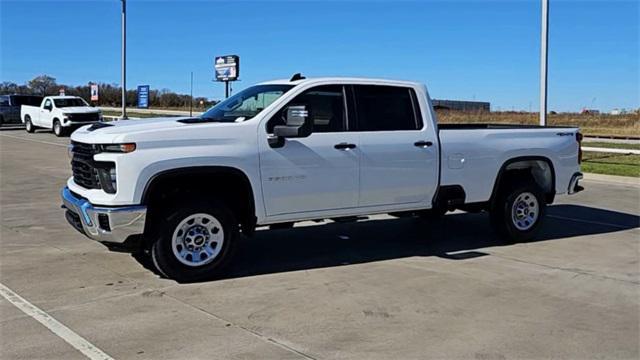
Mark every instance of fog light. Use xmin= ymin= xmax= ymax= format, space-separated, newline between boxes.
xmin=96 ymin=163 xmax=117 ymax=194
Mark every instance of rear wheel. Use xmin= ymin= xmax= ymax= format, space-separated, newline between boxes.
xmin=490 ymin=180 xmax=546 ymax=243
xmin=150 ymin=200 xmax=239 ymax=282
xmin=25 ymin=116 xmax=35 ymax=133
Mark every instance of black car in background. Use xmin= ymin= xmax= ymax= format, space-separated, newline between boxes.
xmin=0 ymin=95 xmax=43 ymax=126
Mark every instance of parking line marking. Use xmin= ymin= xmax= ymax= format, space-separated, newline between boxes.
xmin=0 ymin=282 xmax=114 ymax=360
xmin=0 ymin=133 xmax=67 ymax=147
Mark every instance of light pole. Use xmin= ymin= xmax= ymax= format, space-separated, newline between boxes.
xmin=190 ymin=71 xmax=193 ymax=117
xmin=121 ymin=0 xmax=128 ymax=119
xmin=539 ymin=0 xmax=549 ymax=125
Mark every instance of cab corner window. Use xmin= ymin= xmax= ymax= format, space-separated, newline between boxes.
xmin=268 ymin=85 xmax=346 ymax=133
xmin=354 ymin=85 xmax=421 ymax=131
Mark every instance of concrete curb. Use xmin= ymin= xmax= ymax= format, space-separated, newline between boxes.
xmin=583 ymin=172 xmax=640 ymax=186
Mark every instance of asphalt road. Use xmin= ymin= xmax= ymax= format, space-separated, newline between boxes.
xmin=1 ymin=129 xmax=639 ymax=360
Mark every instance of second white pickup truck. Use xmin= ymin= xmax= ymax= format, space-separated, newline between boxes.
xmin=21 ymin=95 xmax=102 ymax=136
xmin=61 ymin=75 xmax=584 ymax=281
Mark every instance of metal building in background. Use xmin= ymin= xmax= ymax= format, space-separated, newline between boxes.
xmin=432 ymin=99 xmax=491 ymax=112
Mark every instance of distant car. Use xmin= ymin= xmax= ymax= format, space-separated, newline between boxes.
xmin=0 ymin=95 xmax=43 ymax=126
xmin=21 ymin=95 xmax=102 ymax=136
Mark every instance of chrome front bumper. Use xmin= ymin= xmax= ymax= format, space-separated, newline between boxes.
xmin=61 ymin=187 xmax=146 ymax=243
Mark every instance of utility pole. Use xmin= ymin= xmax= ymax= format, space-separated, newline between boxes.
xmin=190 ymin=71 xmax=193 ymax=117
xmin=121 ymin=0 xmax=128 ymax=119
xmin=539 ymin=0 xmax=549 ymax=126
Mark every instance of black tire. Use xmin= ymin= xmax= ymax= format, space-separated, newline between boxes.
xmin=490 ymin=180 xmax=546 ymax=243
xmin=53 ymin=119 xmax=65 ymax=137
xmin=151 ymin=200 xmax=239 ymax=282
xmin=269 ymin=222 xmax=294 ymax=230
xmin=25 ymin=116 xmax=35 ymax=133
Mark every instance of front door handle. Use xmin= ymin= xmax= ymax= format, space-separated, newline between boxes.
xmin=334 ymin=142 xmax=356 ymax=150
xmin=414 ymin=140 xmax=433 ymax=147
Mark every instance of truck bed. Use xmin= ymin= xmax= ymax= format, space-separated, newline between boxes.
xmin=438 ymin=123 xmax=571 ymax=130
xmin=438 ymin=124 xmax=580 ymax=204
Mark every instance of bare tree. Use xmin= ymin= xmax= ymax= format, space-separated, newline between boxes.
xmin=28 ymin=75 xmax=57 ymax=95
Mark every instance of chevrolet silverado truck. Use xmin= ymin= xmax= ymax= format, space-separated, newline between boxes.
xmin=21 ymin=95 xmax=102 ymax=136
xmin=61 ymin=75 xmax=584 ymax=282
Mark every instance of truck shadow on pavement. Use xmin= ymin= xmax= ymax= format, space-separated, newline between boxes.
xmin=133 ymin=204 xmax=639 ymax=283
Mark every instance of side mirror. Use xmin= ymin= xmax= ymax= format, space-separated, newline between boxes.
xmin=273 ymin=105 xmax=312 ymax=138
xmin=44 ymin=105 xmax=52 ymax=111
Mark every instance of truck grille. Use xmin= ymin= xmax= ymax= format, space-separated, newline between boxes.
xmin=70 ymin=141 xmax=100 ymax=189
xmin=69 ymin=113 xmax=100 ymax=122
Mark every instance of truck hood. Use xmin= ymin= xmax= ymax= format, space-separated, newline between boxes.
xmin=59 ymin=107 xmax=101 ymax=114
xmin=70 ymin=116 xmax=244 ymax=144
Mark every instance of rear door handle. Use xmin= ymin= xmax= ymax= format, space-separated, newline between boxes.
xmin=334 ymin=142 xmax=356 ymax=150
xmin=414 ymin=140 xmax=433 ymax=147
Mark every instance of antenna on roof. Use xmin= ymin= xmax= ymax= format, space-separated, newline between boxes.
xmin=290 ymin=73 xmax=305 ymax=81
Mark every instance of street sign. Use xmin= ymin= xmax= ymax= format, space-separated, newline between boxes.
xmin=90 ymin=84 xmax=99 ymax=101
xmin=137 ymin=85 xmax=149 ymax=108
xmin=214 ymin=55 xmax=239 ymax=81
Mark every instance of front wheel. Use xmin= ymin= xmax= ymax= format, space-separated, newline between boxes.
xmin=53 ymin=120 xmax=65 ymax=137
xmin=151 ymin=200 xmax=239 ymax=282
xmin=490 ymin=181 xmax=546 ymax=243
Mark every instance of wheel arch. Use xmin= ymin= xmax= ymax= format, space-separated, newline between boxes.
xmin=490 ymin=156 xmax=556 ymax=206
xmin=141 ymin=166 xmax=257 ymax=235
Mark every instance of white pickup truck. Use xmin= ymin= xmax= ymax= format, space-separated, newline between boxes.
xmin=61 ymin=76 xmax=584 ymax=282
xmin=21 ymin=95 xmax=102 ymax=136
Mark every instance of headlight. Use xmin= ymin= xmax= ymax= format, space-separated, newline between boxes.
xmin=99 ymin=143 xmax=136 ymax=153
xmin=63 ymin=113 xmax=72 ymax=120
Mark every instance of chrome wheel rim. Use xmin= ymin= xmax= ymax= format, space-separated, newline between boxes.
xmin=26 ymin=120 xmax=32 ymax=131
xmin=54 ymin=122 xmax=61 ymax=135
xmin=511 ymin=192 xmax=539 ymax=231
xmin=172 ymin=213 xmax=224 ymax=267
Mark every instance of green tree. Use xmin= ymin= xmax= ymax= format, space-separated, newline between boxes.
xmin=28 ymin=75 xmax=58 ymax=95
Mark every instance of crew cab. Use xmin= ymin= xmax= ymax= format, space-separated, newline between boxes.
xmin=21 ymin=95 xmax=102 ymax=136
xmin=61 ymin=76 xmax=584 ymax=282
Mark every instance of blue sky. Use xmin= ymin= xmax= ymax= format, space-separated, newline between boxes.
xmin=1 ymin=0 xmax=638 ymax=112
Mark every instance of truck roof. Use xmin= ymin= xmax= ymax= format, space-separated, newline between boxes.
xmin=258 ymin=77 xmax=422 ymax=88
xmin=46 ymin=95 xmax=82 ymax=99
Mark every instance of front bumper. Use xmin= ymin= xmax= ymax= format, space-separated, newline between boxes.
xmin=61 ymin=186 xmax=146 ymax=243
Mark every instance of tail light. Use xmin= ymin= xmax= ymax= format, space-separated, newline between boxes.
xmin=576 ymin=132 xmax=583 ymax=164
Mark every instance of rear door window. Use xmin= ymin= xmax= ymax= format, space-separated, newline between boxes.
xmin=0 ymin=96 xmax=9 ymax=106
xmin=353 ymin=85 xmax=422 ymax=131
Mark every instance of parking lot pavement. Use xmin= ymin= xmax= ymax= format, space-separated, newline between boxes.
xmin=1 ymin=129 xmax=639 ymax=360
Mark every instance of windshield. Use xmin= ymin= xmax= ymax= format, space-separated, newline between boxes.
xmin=54 ymin=98 xmax=89 ymax=107
xmin=199 ymin=85 xmax=293 ymax=122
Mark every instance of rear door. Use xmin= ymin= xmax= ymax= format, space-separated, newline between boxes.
xmin=259 ymin=85 xmax=360 ymax=216
xmin=353 ymin=85 xmax=438 ymax=207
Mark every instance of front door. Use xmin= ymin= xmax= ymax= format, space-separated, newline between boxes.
xmin=38 ymin=98 xmax=52 ymax=127
xmin=259 ymin=85 xmax=359 ymax=216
